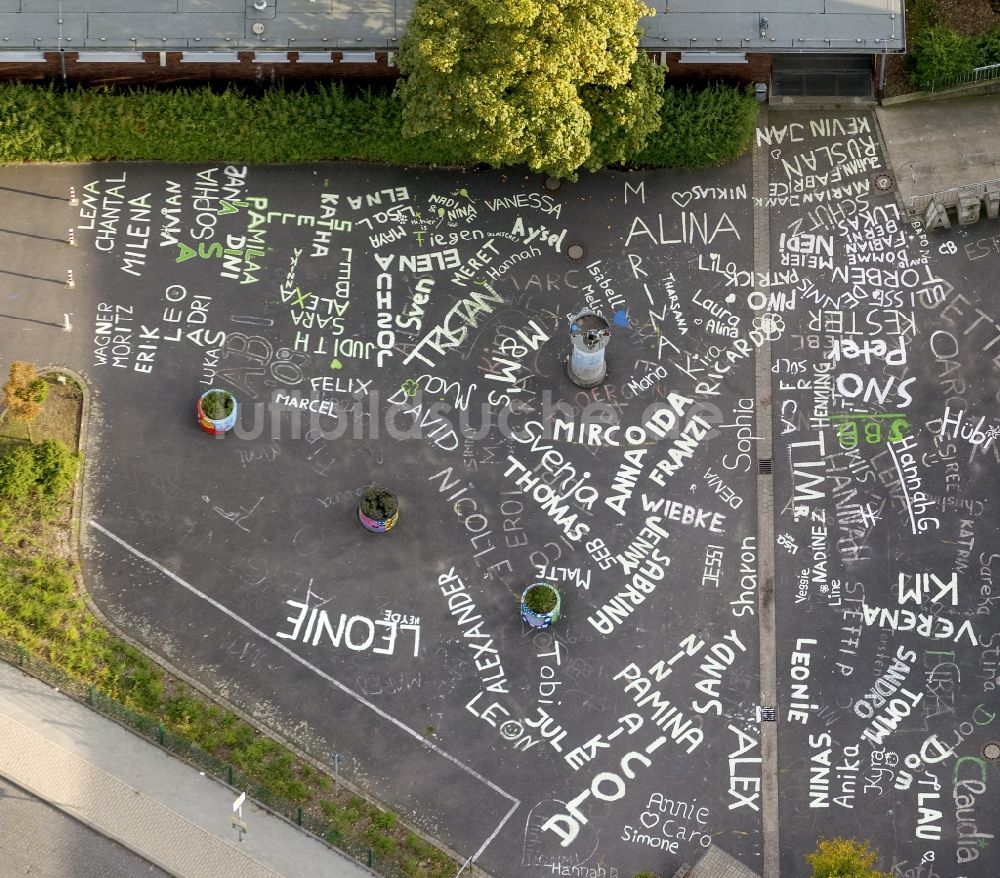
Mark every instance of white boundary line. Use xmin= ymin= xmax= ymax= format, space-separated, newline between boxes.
xmin=88 ymin=518 xmax=520 ymax=866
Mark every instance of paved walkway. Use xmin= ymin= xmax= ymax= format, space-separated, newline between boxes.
xmin=0 ymin=775 xmax=169 ymax=877
xmin=0 ymin=660 xmax=374 ymax=878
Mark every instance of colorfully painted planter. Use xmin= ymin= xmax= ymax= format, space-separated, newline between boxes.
xmin=520 ymin=583 xmax=561 ymax=628
xmin=358 ymin=497 xmax=399 ymax=533
xmin=197 ymin=389 xmax=238 ymax=435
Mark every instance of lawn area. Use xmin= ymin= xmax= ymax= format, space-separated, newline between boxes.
xmin=0 ymin=369 xmax=455 ymax=878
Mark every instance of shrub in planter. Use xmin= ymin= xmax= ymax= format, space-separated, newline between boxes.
xmin=197 ymin=388 xmax=237 ymax=434
xmin=520 ymin=583 xmax=561 ymax=628
xmin=358 ymin=486 xmax=399 ymax=533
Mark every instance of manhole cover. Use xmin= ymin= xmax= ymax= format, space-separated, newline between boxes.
xmin=544 ymin=176 xmax=562 ymax=192
xmin=983 ymin=741 xmax=1000 ymax=761
xmin=565 ymin=242 xmax=586 ymax=262
xmin=873 ymin=172 xmax=894 ymax=193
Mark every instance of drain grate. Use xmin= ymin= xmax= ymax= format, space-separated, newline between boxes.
xmin=873 ymin=172 xmax=894 ymax=194
xmin=565 ymin=242 xmax=586 ymax=262
xmin=760 ymin=707 xmax=777 ymax=722
xmin=758 ymin=458 xmax=772 ymax=475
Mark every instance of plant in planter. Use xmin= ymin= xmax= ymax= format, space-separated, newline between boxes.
xmin=520 ymin=582 xmax=561 ymax=628
xmin=358 ymin=485 xmax=399 ymax=533
xmin=197 ymin=388 xmax=238 ymax=435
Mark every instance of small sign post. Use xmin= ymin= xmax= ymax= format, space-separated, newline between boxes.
xmin=231 ymin=791 xmax=248 ymax=842
xmin=332 ymin=753 xmax=344 ymax=791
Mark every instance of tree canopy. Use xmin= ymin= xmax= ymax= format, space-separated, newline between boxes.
xmin=807 ymin=837 xmax=889 ymax=878
xmin=3 ymin=361 xmax=48 ymax=425
xmin=396 ymin=0 xmax=663 ymax=178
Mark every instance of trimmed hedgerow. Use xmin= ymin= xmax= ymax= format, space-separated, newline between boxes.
xmin=0 ymin=83 xmax=454 ymax=165
xmin=635 ymin=83 xmax=758 ymax=169
xmin=0 ymin=80 xmax=756 ymax=171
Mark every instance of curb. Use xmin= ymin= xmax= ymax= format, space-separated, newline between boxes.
xmin=881 ymin=79 xmax=1000 ymax=106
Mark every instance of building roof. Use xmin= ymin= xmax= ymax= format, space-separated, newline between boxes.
xmin=0 ymin=0 xmax=903 ymax=53
xmin=643 ymin=0 xmax=904 ymax=55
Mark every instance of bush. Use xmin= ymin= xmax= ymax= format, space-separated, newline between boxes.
xmin=32 ymin=440 xmax=78 ymax=500
xmin=367 ymin=831 xmax=397 ymax=855
xmin=807 ymin=837 xmax=888 ymax=878
xmin=0 ymin=418 xmax=461 ymax=878
xmin=635 ymin=84 xmax=758 ymax=169
xmin=0 ymin=81 xmax=755 ymax=171
xmin=370 ymin=808 xmax=397 ymax=831
xmin=976 ymin=25 xmax=1000 ymax=67
xmin=0 ymin=440 xmax=77 ymax=506
xmin=0 ymin=446 xmax=39 ymax=503
xmin=3 ymin=362 xmax=48 ymax=425
xmin=524 ymin=584 xmax=558 ymax=614
xmin=0 ymin=82 xmax=455 ymax=166
xmin=200 ymin=390 xmax=234 ymax=420
xmin=911 ymin=26 xmax=981 ymax=90
xmin=361 ymin=487 xmax=398 ymax=519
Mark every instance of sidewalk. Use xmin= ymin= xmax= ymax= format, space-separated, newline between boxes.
xmin=875 ymin=93 xmax=1000 ymax=206
xmin=0 ymin=659 xmax=375 ymax=878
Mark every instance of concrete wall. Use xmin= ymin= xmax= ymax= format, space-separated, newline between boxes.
xmin=0 ymin=48 xmax=774 ymax=88
xmin=659 ymin=52 xmax=772 ymax=86
xmin=0 ymin=51 xmax=397 ymax=86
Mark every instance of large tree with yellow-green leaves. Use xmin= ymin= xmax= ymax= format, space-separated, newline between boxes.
xmin=806 ymin=838 xmax=889 ymax=878
xmin=396 ymin=0 xmax=663 ymax=178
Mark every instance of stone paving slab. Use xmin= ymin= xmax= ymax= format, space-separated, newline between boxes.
xmin=0 ymin=775 xmax=169 ymax=877
xmin=0 ymin=712 xmax=284 ymax=877
xmin=0 ymin=661 xmax=373 ymax=878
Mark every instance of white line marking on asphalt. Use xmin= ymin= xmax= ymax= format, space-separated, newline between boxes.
xmin=88 ymin=519 xmax=520 ymax=865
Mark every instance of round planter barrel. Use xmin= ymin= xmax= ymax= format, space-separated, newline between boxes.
xmin=197 ymin=389 xmax=237 ymax=435
xmin=358 ymin=495 xmax=399 ymax=533
xmin=520 ymin=583 xmax=561 ymax=628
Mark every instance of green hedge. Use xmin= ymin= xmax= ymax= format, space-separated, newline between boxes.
xmin=0 ymin=439 xmax=77 ymax=505
xmin=635 ymin=83 xmax=759 ymax=169
xmin=911 ymin=24 xmax=1000 ymax=90
xmin=0 ymin=83 xmax=454 ymax=165
xmin=0 ymin=80 xmax=756 ymax=171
